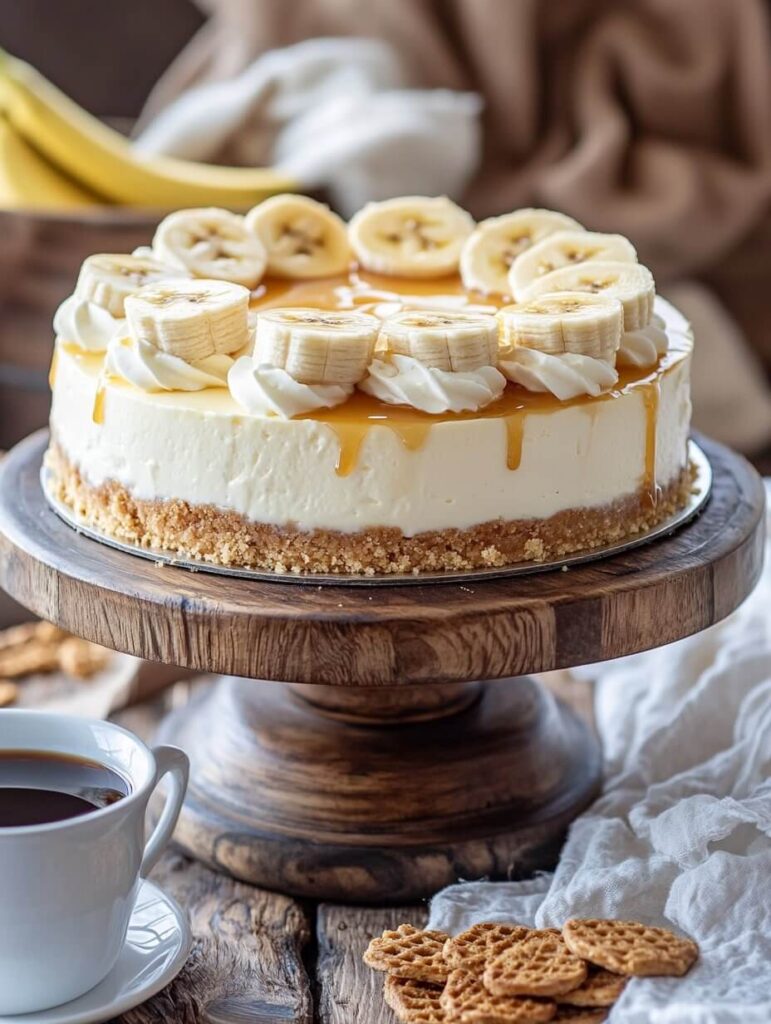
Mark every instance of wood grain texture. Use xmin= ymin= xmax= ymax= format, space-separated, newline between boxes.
xmin=114 ymin=853 xmax=313 ymax=1024
xmin=0 ymin=432 xmax=764 ymax=685
xmin=154 ymin=674 xmax=601 ymax=902
xmin=316 ymin=905 xmax=427 ymax=1024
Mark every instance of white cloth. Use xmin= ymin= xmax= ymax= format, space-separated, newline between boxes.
xmin=429 ymin=485 xmax=771 ymax=1023
xmin=133 ymin=37 xmax=482 ymax=217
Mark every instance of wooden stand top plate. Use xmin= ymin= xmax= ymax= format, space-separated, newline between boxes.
xmin=0 ymin=430 xmax=765 ymax=686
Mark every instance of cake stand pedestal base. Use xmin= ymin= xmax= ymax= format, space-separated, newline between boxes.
xmin=156 ymin=673 xmax=601 ymax=903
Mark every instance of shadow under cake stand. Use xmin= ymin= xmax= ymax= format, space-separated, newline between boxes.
xmin=0 ymin=430 xmax=765 ymax=903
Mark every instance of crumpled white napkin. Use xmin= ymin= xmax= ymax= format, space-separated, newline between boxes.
xmin=133 ymin=37 xmax=482 ymax=217
xmin=429 ymin=484 xmax=771 ymax=1023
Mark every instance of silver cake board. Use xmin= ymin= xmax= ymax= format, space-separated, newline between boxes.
xmin=42 ymin=440 xmax=711 ymax=588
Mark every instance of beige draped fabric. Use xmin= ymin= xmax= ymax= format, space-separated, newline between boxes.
xmin=141 ymin=0 xmax=771 ymax=279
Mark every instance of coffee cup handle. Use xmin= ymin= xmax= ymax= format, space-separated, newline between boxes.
xmin=140 ymin=745 xmax=190 ymax=878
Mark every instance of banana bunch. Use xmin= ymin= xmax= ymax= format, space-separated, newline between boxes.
xmin=125 ymin=280 xmax=251 ymax=362
xmin=498 ymin=293 xmax=624 ymax=362
xmin=509 ymin=231 xmax=638 ymax=299
xmin=379 ymin=311 xmax=500 ymax=372
xmin=0 ymin=50 xmax=294 ymax=211
xmin=254 ymin=309 xmax=380 ymax=385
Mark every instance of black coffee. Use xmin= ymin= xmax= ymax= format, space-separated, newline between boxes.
xmin=0 ymin=750 xmax=130 ymax=826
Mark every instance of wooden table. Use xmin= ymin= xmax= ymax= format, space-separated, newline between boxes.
xmin=113 ymin=672 xmax=591 ymax=1024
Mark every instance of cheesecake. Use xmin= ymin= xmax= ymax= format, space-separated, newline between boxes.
xmin=46 ymin=197 xmax=693 ymax=575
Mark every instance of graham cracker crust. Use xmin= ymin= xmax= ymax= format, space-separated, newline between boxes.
xmin=45 ymin=441 xmax=694 ymax=576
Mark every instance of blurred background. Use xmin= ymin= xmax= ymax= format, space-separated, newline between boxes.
xmin=0 ymin=0 xmax=770 ymax=632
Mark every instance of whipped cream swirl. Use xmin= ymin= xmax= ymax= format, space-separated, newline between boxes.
xmin=228 ymin=358 xmax=352 ymax=417
xmin=53 ymin=295 xmax=124 ymax=353
xmin=616 ymin=317 xmax=669 ymax=368
xmin=106 ymin=336 xmax=232 ymax=392
xmin=360 ymin=354 xmax=506 ymax=414
xmin=500 ymin=349 xmax=618 ymax=401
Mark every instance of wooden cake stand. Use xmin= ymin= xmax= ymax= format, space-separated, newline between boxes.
xmin=0 ymin=430 xmax=764 ymax=902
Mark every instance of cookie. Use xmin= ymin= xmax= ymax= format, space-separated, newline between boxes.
xmin=553 ymin=1007 xmax=608 ymax=1023
xmin=384 ymin=976 xmax=447 ymax=1023
xmin=364 ymin=924 xmax=451 ymax=983
xmin=485 ymin=931 xmax=587 ymax=997
xmin=440 ymin=968 xmax=556 ymax=1024
xmin=58 ymin=638 xmax=109 ymax=679
xmin=443 ymin=923 xmax=531 ymax=976
xmin=562 ymin=919 xmax=698 ymax=977
xmin=558 ymin=966 xmax=626 ymax=1007
xmin=0 ymin=680 xmax=18 ymax=707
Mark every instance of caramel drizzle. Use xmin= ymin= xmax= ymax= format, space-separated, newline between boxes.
xmin=300 ymin=357 xmax=678 ymax=481
xmin=69 ymin=270 xmax=685 ymax=483
xmin=92 ymin=379 xmax=106 ymax=424
xmin=48 ymin=347 xmax=58 ymax=390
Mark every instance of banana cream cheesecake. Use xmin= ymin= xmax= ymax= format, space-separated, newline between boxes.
xmin=47 ymin=196 xmax=693 ymax=575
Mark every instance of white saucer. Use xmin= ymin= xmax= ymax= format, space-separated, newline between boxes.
xmin=0 ymin=879 xmax=192 ymax=1024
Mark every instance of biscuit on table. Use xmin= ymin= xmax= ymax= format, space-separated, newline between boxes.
xmin=562 ymin=919 xmax=698 ymax=977
xmin=383 ymin=975 xmax=447 ymax=1023
xmin=443 ymin=923 xmax=531 ymax=976
xmin=440 ymin=967 xmax=556 ymax=1024
xmin=484 ymin=931 xmax=587 ymax=998
xmin=364 ymin=924 xmax=451 ymax=983
xmin=558 ymin=965 xmax=626 ymax=1007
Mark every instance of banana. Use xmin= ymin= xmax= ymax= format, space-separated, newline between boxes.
xmin=498 ymin=292 xmax=623 ymax=361
xmin=460 ymin=209 xmax=583 ymax=296
xmin=254 ymin=308 xmax=380 ymax=385
xmin=124 ymin=279 xmax=250 ymax=362
xmin=245 ymin=194 xmax=352 ymax=279
xmin=153 ymin=208 xmax=267 ymax=289
xmin=0 ymin=51 xmax=295 ymax=207
xmin=509 ymin=230 xmax=638 ymax=299
xmin=379 ymin=310 xmax=499 ymax=372
xmin=75 ymin=253 xmax=188 ymax=317
xmin=348 ymin=196 xmax=474 ymax=278
xmin=0 ymin=114 xmax=98 ymax=209
xmin=520 ymin=261 xmax=655 ymax=332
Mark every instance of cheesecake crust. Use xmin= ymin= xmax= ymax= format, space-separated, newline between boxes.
xmin=46 ymin=441 xmax=694 ymax=576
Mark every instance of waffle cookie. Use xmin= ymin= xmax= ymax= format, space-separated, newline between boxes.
xmin=440 ymin=968 xmax=556 ymax=1024
xmin=484 ymin=932 xmax=587 ymax=998
xmin=562 ymin=919 xmax=698 ymax=977
xmin=364 ymin=924 xmax=451 ymax=984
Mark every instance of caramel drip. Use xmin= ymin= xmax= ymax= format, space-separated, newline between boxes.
xmin=641 ymin=380 xmax=660 ymax=506
xmin=92 ymin=379 xmax=106 ymax=424
xmin=251 ymin=270 xmax=683 ymax=476
xmin=505 ymin=413 xmax=525 ymax=471
xmin=48 ymin=347 xmax=58 ymax=390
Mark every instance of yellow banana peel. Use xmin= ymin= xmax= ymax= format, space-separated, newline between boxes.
xmin=0 ymin=114 xmax=99 ymax=210
xmin=0 ymin=50 xmax=297 ymax=209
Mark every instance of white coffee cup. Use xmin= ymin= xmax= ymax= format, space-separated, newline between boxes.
xmin=0 ymin=709 xmax=189 ymax=1015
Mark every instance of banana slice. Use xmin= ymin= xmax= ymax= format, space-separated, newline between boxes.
xmin=521 ymin=261 xmax=655 ymax=332
xmin=460 ymin=209 xmax=583 ymax=296
xmin=75 ymin=253 xmax=188 ymax=317
xmin=348 ymin=196 xmax=474 ymax=278
xmin=125 ymin=279 xmax=250 ymax=362
xmin=245 ymin=194 xmax=351 ymax=279
xmin=380 ymin=310 xmax=499 ymax=372
xmin=254 ymin=308 xmax=379 ymax=385
xmin=498 ymin=292 xmax=623 ymax=361
xmin=153 ymin=208 xmax=267 ymax=288
xmin=509 ymin=230 xmax=638 ymax=299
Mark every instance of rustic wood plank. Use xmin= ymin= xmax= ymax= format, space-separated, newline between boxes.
xmin=114 ymin=853 xmax=313 ymax=1024
xmin=316 ymin=905 xmax=428 ymax=1024
xmin=0 ymin=431 xmax=763 ymax=684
